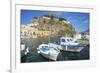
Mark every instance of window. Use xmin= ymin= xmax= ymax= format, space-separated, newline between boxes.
xmin=67 ymin=39 xmax=70 ymax=42
xmin=61 ymin=39 xmax=65 ymax=42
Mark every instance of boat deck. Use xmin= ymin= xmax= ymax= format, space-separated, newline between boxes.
xmin=67 ymin=47 xmax=84 ymax=52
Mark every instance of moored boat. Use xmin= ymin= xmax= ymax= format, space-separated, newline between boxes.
xmin=60 ymin=37 xmax=79 ymax=51
xmin=37 ymin=43 xmax=61 ymax=61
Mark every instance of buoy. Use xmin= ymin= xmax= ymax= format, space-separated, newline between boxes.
xmin=37 ymin=51 xmax=40 ymax=53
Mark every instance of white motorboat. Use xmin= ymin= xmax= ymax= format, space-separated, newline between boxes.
xmin=60 ymin=37 xmax=79 ymax=51
xmin=37 ymin=43 xmax=61 ymax=61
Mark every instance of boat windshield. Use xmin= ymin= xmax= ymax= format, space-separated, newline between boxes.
xmin=42 ymin=46 xmax=48 ymax=48
xmin=67 ymin=39 xmax=70 ymax=42
xmin=41 ymin=46 xmax=49 ymax=52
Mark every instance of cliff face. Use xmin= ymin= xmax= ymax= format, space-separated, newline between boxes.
xmin=29 ymin=15 xmax=76 ymax=36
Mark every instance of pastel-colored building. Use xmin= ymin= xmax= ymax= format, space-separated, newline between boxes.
xmin=21 ymin=25 xmax=38 ymax=38
xmin=65 ymin=33 xmax=82 ymax=39
xmin=35 ymin=31 xmax=49 ymax=37
xmin=21 ymin=24 xmax=49 ymax=38
xmin=74 ymin=34 xmax=82 ymax=39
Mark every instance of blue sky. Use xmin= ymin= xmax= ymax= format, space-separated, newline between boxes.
xmin=21 ymin=10 xmax=90 ymax=32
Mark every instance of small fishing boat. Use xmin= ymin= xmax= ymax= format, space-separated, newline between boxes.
xmin=37 ymin=43 xmax=61 ymax=61
xmin=60 ymin=37 xmax=79 ymax=51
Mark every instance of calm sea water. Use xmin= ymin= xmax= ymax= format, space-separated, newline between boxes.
xmin=21 ymin=37 xmax=89 ymax=63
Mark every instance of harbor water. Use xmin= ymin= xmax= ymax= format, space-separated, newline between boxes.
xmin=21 ymin=37 xmax=89 ymax=63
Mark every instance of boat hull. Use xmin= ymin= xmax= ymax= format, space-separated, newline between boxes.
xmin=40 ymin=51 xmax=59 ymax=61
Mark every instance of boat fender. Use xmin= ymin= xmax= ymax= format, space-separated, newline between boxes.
xmin=37 ymin=51 xmax=40 ymax=54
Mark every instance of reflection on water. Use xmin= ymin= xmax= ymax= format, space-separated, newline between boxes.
xmin=21 ymin=37 xmax=89 ymax=63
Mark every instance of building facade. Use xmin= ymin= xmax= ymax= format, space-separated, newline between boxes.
xmin=21 ymin=24 xmax=49 ymax=38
